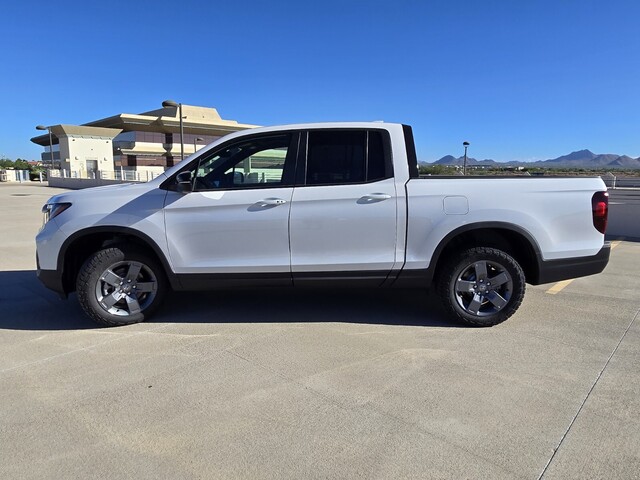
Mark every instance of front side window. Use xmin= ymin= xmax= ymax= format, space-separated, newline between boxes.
xmin=191 ymin=134 xmax=292 ymax=190
xmin=305 ymin=130 xmax=392 ymax=186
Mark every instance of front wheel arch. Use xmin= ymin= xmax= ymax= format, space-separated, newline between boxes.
xmin=58 ymin=227 xmax=177 ymax=295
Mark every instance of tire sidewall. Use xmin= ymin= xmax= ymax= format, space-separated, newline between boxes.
xmin=439 ymin=247 xmax=525 ymax=327
xmin=77 ymin=246 xmax=166 ymax=327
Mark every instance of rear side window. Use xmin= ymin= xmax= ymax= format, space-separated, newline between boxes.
xmin=367 ymin=130 xmax=390 ymax=182
xmin=305 ymin=130 xmax=392 ymax=185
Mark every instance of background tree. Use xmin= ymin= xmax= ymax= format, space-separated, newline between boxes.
xmin=418 ymin=164 xmax=453 ymax=175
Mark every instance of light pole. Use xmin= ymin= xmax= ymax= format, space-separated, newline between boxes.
xmin=162 ymin=100 xmax=184 ymax=161
xmin=36 ymin=125 xmax=55 ymax=169
xmin=193 ymin=137 xmax=204 ymax=153
xmin=462 ymin=141 xmax=470 ymax=176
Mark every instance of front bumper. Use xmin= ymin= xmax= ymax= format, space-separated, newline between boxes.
xmin=36 ymin=252 xmax=67 ymax=298
xmin=533 ymin=242 xmax=611 ymax=285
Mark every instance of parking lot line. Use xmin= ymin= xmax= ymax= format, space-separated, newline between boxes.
xmin=546 ymin=240 xmax=623 ymax=295
xmin=546 ymin=279 xmax=574 ymax=295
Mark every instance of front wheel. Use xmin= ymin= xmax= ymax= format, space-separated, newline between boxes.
xmin=437 ymin=247 xmax=525 ymax=327
xmin=76 ymin=246 xmax=167 ymax=327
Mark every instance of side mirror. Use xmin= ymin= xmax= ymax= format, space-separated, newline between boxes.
xmin=176 ymin=171 xmax=193 ymax=193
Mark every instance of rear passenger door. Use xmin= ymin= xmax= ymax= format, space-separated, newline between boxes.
xmin=289 ymin=129 xmax=398 ymax=285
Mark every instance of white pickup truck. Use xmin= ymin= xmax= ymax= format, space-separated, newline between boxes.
xmin=36 ymin=122 xmax=610 ymax=327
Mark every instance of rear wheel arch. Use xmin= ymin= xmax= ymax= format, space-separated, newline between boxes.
xmin=58 ymin=227 xmax=176 ymax=295
xmin=431 ymin=223 xmax=541 ymax=284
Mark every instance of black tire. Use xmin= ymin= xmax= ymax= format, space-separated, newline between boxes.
xmin=436 ymin=247 xmax=525 ymax=327
xmin=76 ymin=246 xmax=167 ymax=327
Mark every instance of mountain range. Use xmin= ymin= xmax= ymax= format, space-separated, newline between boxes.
xmin=429 ymin=149 xmax=640 ymax=169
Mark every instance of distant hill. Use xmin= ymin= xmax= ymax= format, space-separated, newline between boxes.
xmin=548 ymin=149 xmax=596 ymax=163
xmin=433 ymin=156 xmax=498 ymax=166
xmin=429 ymin=149 xmax=640 ymax=169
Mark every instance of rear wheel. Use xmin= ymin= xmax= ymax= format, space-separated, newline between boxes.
xmin=76 ymin=246 xmax=167 ymax=327
xmin=437 ymin=247 xmax=525 ymax=327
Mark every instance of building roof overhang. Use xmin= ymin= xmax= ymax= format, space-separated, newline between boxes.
xmin=30 ymin=125 xmax=123 ymax=146
xmin=85 ymin=105 xmax=258 ymax=135
xmin=31 ymin=105 xmax=258 ymax=146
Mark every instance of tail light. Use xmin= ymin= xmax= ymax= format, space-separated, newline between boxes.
xmin=592 ymin=191 xmax=609 ymax=234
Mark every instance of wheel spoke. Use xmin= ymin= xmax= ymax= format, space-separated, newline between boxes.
xmin=489 ymin=272 xmax=510 ymax=288
xmin=125 ymin=262 xmax=142 ymax=282
xmin=101 ymin=291 xmax=122 ymax=309
xmin=135 ymin=282 xmax=156 ymax=293
xmin=467 ymin=294 xmax=483 ymax=314
xmin=456 ymin=279 xmax=476 ymax=293
xmin=101 ymin=269 xmax=123 ymax=287
xmin=474 ymin=261 xmax=488 ymax=281
xmin=93 ymin=257 xmax=159 ymax=318
xmin=125 ymin=294 xmax=141 ymax=315
xmin=486 ymin=291 xmax=508 ymax=309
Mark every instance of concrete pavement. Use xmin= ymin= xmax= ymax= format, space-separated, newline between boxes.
xmin=0 ymin=183 xmax=638 ymax=479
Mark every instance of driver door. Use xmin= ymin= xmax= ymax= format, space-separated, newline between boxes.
xmin=163 ymin=133 xmax=298 ymax=285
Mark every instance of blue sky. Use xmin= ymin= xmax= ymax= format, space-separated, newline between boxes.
xmin=2 ymin=0 xmax=639 ymax=162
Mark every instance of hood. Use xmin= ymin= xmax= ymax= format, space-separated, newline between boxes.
xmin=45 ymin=180 xmax=161 ymax=206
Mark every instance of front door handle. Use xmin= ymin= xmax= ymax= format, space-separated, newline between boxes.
xmin=258 ymin=198 xmax=287 ymax=206
xmin=359 ymin=193 xmax=392 ymax=202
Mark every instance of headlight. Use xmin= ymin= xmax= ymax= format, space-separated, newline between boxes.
xmin=42 ymin=202 xmax=72 ymax=227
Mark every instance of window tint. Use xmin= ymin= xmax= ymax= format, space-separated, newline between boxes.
xmin=307 ymin=131 xmax=365 ymax=185
xmin=193 ymin=134 xmax=290 ymax=190
xmin=305 ymin=130 xmax=391 ymax=185
xmin=367 ymin=131 xmax=388 ymax=182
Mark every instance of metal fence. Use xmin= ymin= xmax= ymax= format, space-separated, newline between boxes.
xmin=47 ymin=168 xmax=163 ymax=183
xmin=599 ymin=174 xmax=640 ymax=189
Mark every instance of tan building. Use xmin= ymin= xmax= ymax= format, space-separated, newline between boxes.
xmin=31 ymin=104 xmax=257 ymax=177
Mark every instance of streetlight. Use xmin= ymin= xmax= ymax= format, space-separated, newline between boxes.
xmin=193 ymin=137 xmax=204 ymax=153
xmin=162 ymin=100 xmax=184 ymax=161
xmin=36 ymin=125 xmax=55 ymax=169
xmin=462 ymin=141 xmax=470 ymax=176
